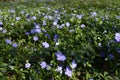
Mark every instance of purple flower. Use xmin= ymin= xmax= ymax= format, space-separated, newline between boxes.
xmin=65 ymin=67 xmax=72 ymax=77
xmin=0 ymin=27 xmax=3 ymax=31
xmin=109 ymin=54 xmax=115 ymax=59
xmin=55 ymin=66 xmax=63 ymax=74
xmin=66 ymin=22 xmax=70 ymax=27
xmin=42 ymin=42 xmax=49 ymax=48
xmin=48 ymin=16 xmax=52 ymax=20
xmin=115 ymin=33 xmax=120 ymax=42
xmin=80 ymin=24 xmax=85 ymax=28
xmin=35 ymin=29 xmax=41 ymax=33
xmin=91 ymin=12 xmax=97 ymax=16
xmin=70 ymin=60 xmax=77 ymax=69
xmin=30 ymin=29 xmax=36 ymax=34
xmin=54 ymin=34 xmax=59 ymax=42
xmin=2 ymin=29 xmax=7 ymax=33
xmin=12 ymin=43 xmax=18 ymax=48
xmin=59 ymin=24 xmax=65 ymax=28
xmin=25 ymin=32 xmax=30 ymax=35
xmin=53 ymin=21 xmax=57 ymax=26
xmin=55 ymin=51 xmax=66 ymax=61
xmin=10 ymin=9 xmax=15 ymax=13
xmin=76 ymin=14 xmax=83 ymax=19
xmin=33 ymin=36 xmax=39 ymax=41
xmin=0 ymin=22 xmax=3 ymax=26
xmin=5 ymin=39 xmax=12 ymax=44
xmin=117 ymin=48 xmax=120 ymax=54
xmin=32 ymin=16 xmax=36 ymax=20
xmin=16 ymin=17 xmax=20 ymax=21
xmin=42 ymin=21 xmax=46 ymax=26
xmin=25 ymin=63 xmax=31 ymax=68
xmin=40 ymin=61 xmax=47 ymax=69
xmin=45 ymin=33 xmax=50 ymax=39
xmin=35 ymin=24 xmax=40 ymax=29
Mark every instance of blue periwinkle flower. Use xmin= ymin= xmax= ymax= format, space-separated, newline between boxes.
xmin=76 ymin=14 xmax=82 ymax=19
xmin=109 ymin=54 xmax=115 ymax=59
xmin=80 ymin=24 xmax=86 ymax=28
xmin=5 ymin=39 xmax=12 ymax=44
xmin=54 ymin=34 xmax=59 ymax=42
xmin=117 ymin=48 xmax=120 ymax=54
xmin=55 ymin=66 xmax=63 ymax=74
xmin=25 ymin=63 xmax=31 ymax=68
xmin=65 ymin=67 xmax=72 ymax=77
xmin=91 ymin=11 xmax=97 ymax=16
xmin=40 ymin=61 xmax=47 ymax=69
xmin=45 ymin=33 xmax=50 ymax=39
xmin=55 ymin=51 xmax=66 ymax=61
xmin=115 ymin=33 xmax=120 ymax=42
xmin=42 ymin=42 xmax=49 ymax=48
xmin=32 ymin=16 xmax=37 ymax=20
xmin=12 ymin=43 xmax=18 ymax=48
xmin=66 ymin=22 xmax=70 ymax=27
xmin=33 ymin=36 xmax=39 ymax=41
xmin=0 ymin=21 xmax=3 ymax=26
xmin=70 ymin=60 xmax=77 ymax=69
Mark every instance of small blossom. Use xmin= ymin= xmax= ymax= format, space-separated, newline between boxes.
xmin=76 ymin=14 xmax=82 ymax=19
xmin=44 ymin=33 xmax=50 ymax=39
xmin=89 ymin=78 xmax=94 ymax=80
xmin=0 ymin=27 xmax=3 ymax=31
xmin=35 ymin=24 xmax=40 ymax=29
xmin=115 ymin=33 xmax=120 ymax=42
xmin=32 ymin=16 xmax=36 ymax=20
xmin=27 ymin=19 xmax=30 ymax=22
xmin=25 ymin=63 xmax=31 ymax=68
xmin=35 ymin=29 xmax=41 ymax=33
xmin=2 ymin=29 xmax=7 ymax=33
xmin=30 ymin=29 xmax=36 ymax=34
xmin=40 ymin=61 xmax=47 ymax=69
xmin=66 ymin=22 xmax=70 ymax=27
xmin=65 ymin=67 xmax=72 ymax=77
xmin=53 ymin=21 xmax=57 ymax=26
xmin=55 ymin=66 xmax=63 ymax=74
xmin=91 ymin=12 xmax=97 ymax=16
xmin=21 ymin=11 xmax=24 ymax=14
xmin=10 ymin=9 xmax=15 ymax=13
xmin=12 ymin=43 xmax=18 ymax=48
xmin=42 ymin=21 xmax=46 ymax=26
xmin=33 ymin=36 xmax=39 ymax=41
xmin=55 ymin=51 xmax=66 ymax=61
xmin=25 ymin=32 xmax=30 ymax=35
xmin=0 ymin=22 xmax=3 ymax=25
xmin=42 ymin=42 xmax=49 ymax=48
xmin=16 ymin=17 xmax=20 ymax=21
xmin=54 ymin=34 xmax=59 ymax=42
xmin=70 ymin=60 xmax=77 ymax=69
xmin=59 ymin=24 xmax=65 ymax=28
xmin=48 ymin=16 xmax=52 ymax=20
xmin=109 ymin=54 xmax=115 ymax=59
xmin=117 ymin=48 xmax=120 ymax=54
xmin=98 ymin=43 xmax=102 ymax=47
xmin=5 ymin=39 xmax=12 ymax=44
xmin=80 ymin=24 xmax=85 ymax=28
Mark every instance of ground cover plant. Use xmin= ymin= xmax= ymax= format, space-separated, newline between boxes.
xmin=0 ymin=0 xmax=120 ymax=80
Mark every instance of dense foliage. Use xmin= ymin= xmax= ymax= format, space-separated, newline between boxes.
xmin=0 ymin=0 xmax=120 ymax=80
